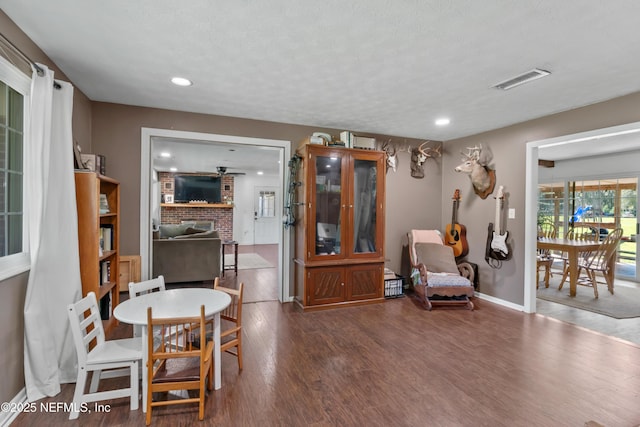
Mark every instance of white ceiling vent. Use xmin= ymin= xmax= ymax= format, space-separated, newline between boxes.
xmin=493 ymin=68 xmax=551 ymax=90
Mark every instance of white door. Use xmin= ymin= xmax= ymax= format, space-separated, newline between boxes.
xmin=254 ymin=186 xmax=279 ymax=244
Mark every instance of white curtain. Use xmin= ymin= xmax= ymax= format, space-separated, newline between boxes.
xmin=23 ymin=63 xmax=82 ymax=401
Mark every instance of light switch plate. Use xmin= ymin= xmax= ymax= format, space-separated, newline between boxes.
xmin=508 ymin=208 xmax=516 ymax=219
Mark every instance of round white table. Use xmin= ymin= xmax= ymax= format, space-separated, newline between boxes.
xmin=114 ymin=288 xmax=231 ymax=412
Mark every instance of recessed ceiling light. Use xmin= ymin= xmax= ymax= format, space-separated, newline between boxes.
xmin=160 ymin=152 xmax=171 ymax=158
xmin=169 ymin=167 xmax=177 ymax=172
xmin=171 ymin=77 xmax=192 ymax=87
xmin=435 ymin=118 xmax=450 ymax=126
xmin=257 ymin=171 xmax=264 ymax=175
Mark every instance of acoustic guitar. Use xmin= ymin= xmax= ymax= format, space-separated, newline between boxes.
xmin=445 ymin=189 xmax=469 ymax=258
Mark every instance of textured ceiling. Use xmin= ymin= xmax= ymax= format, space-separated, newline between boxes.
xmin=4 ymin=0 xmax=640 ymax=144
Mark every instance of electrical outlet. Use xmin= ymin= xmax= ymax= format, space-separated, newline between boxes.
xmin=508 ymin=208 xmax=516 ymax=219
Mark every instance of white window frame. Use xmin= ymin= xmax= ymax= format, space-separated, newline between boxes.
xmin=0 ymin=55 xmax=31 ymax=281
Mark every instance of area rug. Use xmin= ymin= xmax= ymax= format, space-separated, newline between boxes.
xmin=225 ymin=253 xmax=273 ymax=270
xmin=537 ymin=284 xmax=640 ymax=319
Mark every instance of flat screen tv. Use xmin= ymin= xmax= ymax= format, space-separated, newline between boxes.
xmin=173 ymin=175 xmax=222 ymax=203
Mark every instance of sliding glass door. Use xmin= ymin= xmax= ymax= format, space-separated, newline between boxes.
xmin=538 ymin=176 xmax=638 ymax=282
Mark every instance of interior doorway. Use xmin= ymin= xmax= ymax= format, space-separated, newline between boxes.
xmin=525 ymin=120 xmax=640 ymax=313
xmin=527 ymin=122 xmax=640 ymax=346
xmin=140 ymin=128 xmax=292 ymax=302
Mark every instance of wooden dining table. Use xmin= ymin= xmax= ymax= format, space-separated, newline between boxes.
xmin=536 ymin=238 xmax=605 ymax=296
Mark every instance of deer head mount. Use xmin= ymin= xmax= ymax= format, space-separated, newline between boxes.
xmin=381 ymin=140 xmax=397 ymax=173
xmin=410 ymin=141 xmax=441 ymax=179
xmin=454 ymin=144 xmax=496 ymax=199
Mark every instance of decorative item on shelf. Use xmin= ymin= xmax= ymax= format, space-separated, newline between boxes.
xmin=80 ymin=153 xmax=106 ymax=175
xmin=339 ymin=131 xmax=353 ymax=148
xmin=73 ymin=143 xmax=88 ymax=170
xmin=164 ymin=194 xmax=174 ymax=203
xmin=353 ymin=135 xmax=376 ymax=150
xmin=99 ymin=193 xmax=110 ymax=214
xmin=98 ymin=155 xmax=106 ymax=175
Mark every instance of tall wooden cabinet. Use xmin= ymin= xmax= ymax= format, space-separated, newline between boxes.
xmin=75 ymin=171 xmax=120 ymax=333
xmin=294 ymin=144 xmax=385 ymax=310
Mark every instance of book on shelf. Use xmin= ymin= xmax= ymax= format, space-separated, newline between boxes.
xmin=99 ymin=293 xmax=111 ymax=320
xmin=100 ymin=260 xmax=111 ymax=285
xmin=99 ymin=193 xmax=110 ymax=214
xmin=100 ymin=225 xmax=113 ymax=251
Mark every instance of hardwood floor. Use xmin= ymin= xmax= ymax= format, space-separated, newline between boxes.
xmin=12 ymin=297 xmax=640 ymax=426
xmin=11 ymin=247 xmax=640 ymax=426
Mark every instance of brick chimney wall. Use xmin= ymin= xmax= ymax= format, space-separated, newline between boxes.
xmin=158 ymin=172 xmax=234 ymax=241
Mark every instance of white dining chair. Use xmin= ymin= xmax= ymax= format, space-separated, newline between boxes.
xmin=67 ymin=291 xmax=142 ymax=420
xmin=128 ymin=275 xmax=166 ymax=338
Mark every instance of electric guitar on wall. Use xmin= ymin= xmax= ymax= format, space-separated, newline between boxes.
xmin=445 ymin=189 xmax=469 ymax=258
xmin=485 ymin=185 xmax=510 ymax=265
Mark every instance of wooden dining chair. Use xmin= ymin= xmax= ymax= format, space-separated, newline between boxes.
xmin=214 ymin=280 xmax=244 ymax=370
xmin=576 ymin=228 xmax=623 ymax=298
xmin=146 ymin=305 xmax=213 ymax=425
xmin=557 ymin=226 xmax=599 ymax=289
xmin=67 ymin=292 xmax=142 ymax=420
xmin=187 ymin=278 xmax=244 ymax=370
xmin=536 ymin=222 xmax=556 ymax=288
xmin=129 ymin=275 xmax=166 ymax=338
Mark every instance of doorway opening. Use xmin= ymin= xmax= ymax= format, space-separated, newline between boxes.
xmin=526 ymin=121 xmax=640 ymax=346
xmin=140 ymin=128 xmax=292 ymax=303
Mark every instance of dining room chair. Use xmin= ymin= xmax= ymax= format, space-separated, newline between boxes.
xmin=187 ymin=278 xmax=244 ymax=370
xmin=213 ymin=280 xmax=244 ymax=370
xmin=129 ymin=275 xmax=166 ymax=338
xmin=146 ymin=304 xmax=213 ymax=425
xmin=575 ymin=227 xmax=623 ymax=298
xmin=536 ymin=222 xmax=556 ymax=288
xmin=67 ymin=291 xmax=142 ymax=420
xmin=557 ymin=226 xmax=599 ymax=289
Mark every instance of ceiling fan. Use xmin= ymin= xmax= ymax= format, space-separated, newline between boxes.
xmin=216 ymin=166 xmax=245 ymax=176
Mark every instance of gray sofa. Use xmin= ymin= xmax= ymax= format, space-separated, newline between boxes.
xmin=152 ymin=222 xmax=221 ymax=283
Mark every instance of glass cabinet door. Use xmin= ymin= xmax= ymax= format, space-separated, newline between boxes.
xmin=352 ymin=158 xmax=378 ymax=254
xmin=313 ymin=153 xmax=343 ymax=256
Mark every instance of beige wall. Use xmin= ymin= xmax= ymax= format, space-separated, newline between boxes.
xmin=91 ymin=102 xmax=440 ymax=273
xmin=442 ymin=91 xmax=640 ymax=305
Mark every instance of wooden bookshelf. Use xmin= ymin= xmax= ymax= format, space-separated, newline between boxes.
xmin=74 ymin=171 xmax=120 ymax=334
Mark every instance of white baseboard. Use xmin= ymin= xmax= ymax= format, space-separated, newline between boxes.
xmin=0 ymin=388 xmax=27 ymax=427
xmin=475 ymin=292 xmax=525 ymax=312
